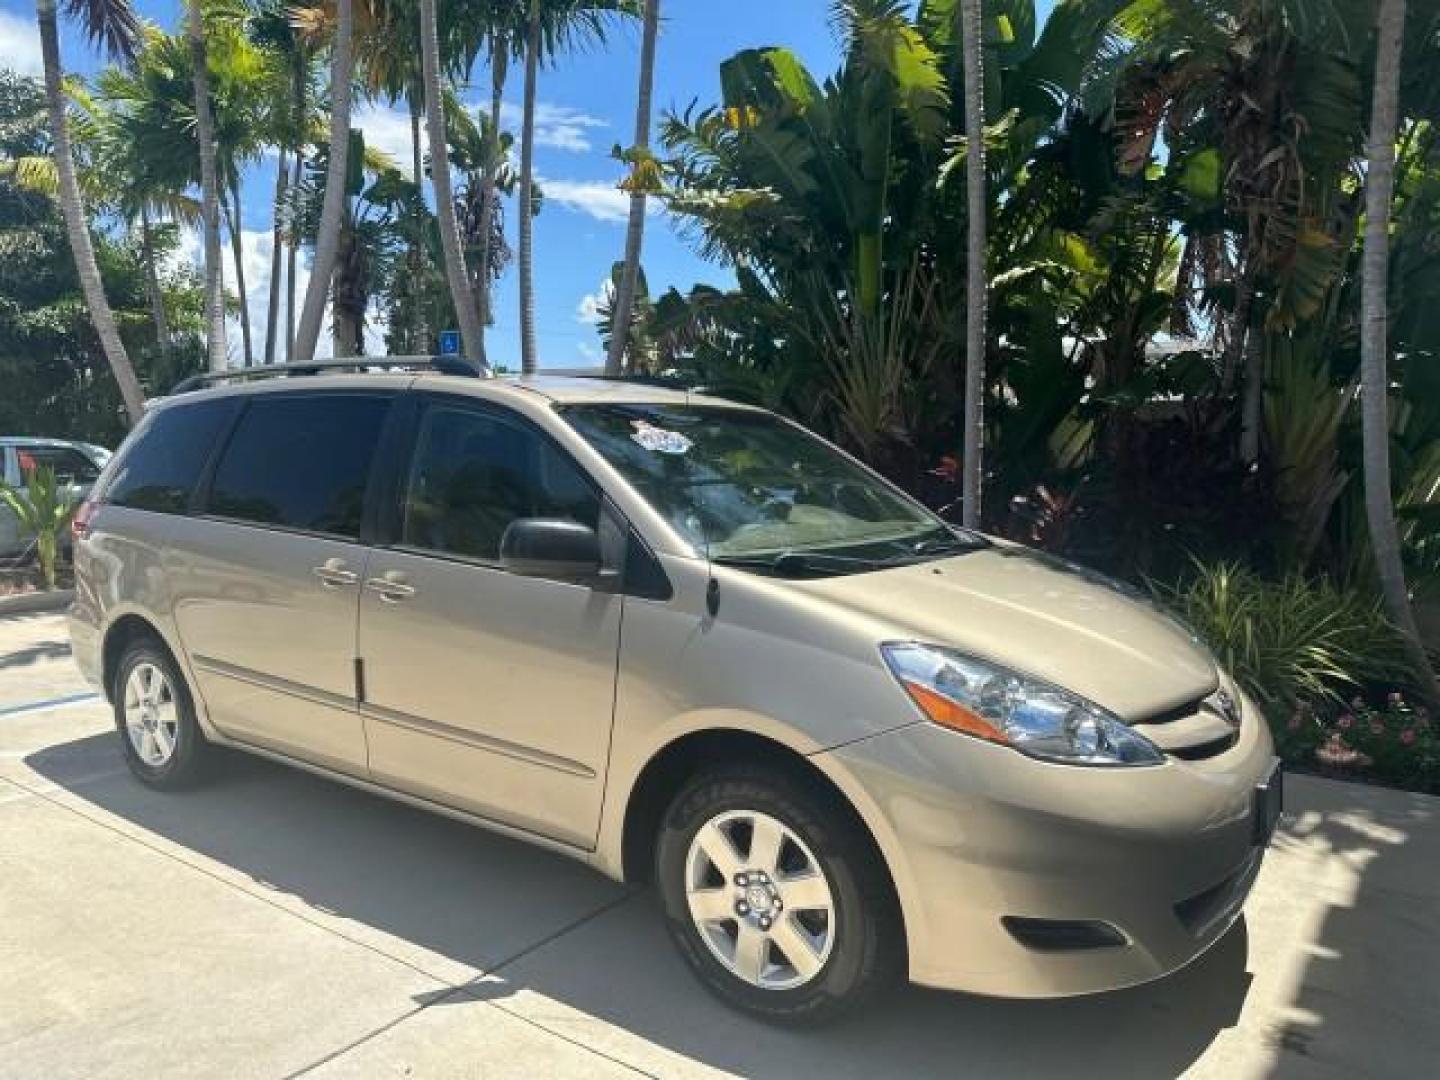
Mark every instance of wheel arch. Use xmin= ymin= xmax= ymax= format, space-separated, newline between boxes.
xmin=101 ymin=610 xmax=181 ymax=703
xmin=618 ymin=728 xmax=906 ymax=946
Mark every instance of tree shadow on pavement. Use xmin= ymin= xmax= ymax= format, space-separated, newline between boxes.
xmin=1262 ymin=778 xmax=1438 ymax=1080
xmin=28 ymin=732 xmax=1254 ymax=1079
xmin=0 ymin=640 xmax=71 ymax=670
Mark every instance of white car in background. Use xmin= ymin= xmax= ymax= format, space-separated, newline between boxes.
xmin=1 ymin=437 xmax=111 ymax=558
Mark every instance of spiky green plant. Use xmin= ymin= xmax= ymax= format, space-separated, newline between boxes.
xmin=1158 ymin=562 xmax=1413 ymax=720
xmin=0 ymin=464 xmax=80 ymax=590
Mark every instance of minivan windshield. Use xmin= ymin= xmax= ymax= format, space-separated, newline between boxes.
xmin=559 ymin=403 xmax=983 ymax=574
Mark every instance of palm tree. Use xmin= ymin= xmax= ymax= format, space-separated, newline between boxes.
xmin=293 ymin=0 xmax=355 ymax=364
xmin=958 ymin=0 xmax=985 ymax=528
xmin=187 ymin=1 xmax=228 ymax=371
xmin=517 ymin=0 xmax=633 ymax=374
xmin=8 ymin=76 xmax=197 ymax=352
xmin=248 ymin=0 xmax=310 ymax=365
xmin=476 ymin=11 xmax=515 ymax=354
xmin=605 ymin=0 xmax=659 ymax=375
xmin=518 ymin=0 xmax=542 ymax=373
xmin=419 ymin=0 xmax=486 ymax=366
xmin=1360 ymin=0 xmax=1440 ymax=700
xmin=351 ymin=0 xmax=454 ymax=354
xmin=33 ymin=0 xmax=145 ymax=425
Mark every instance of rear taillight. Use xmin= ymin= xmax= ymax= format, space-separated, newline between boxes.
xmin=72 ymin=498 xmax=99 ymax=540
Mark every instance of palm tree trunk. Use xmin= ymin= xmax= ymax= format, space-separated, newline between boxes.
xmin=188 ymin=0 xmax=228 ymax=372
xmin=407 ymin=97 xmax=429 ymax=353
xmin=332 ymin=220 xmax=361 ymax=357
xmin=36 ymin=0 xmax=145 ymax=426
xmin=1239 ymin=326 xmax=1264 ymax=463
xmin=419 ymin=0 xmax=486 ymax=366
xmin=1360 ymin=0 xmax=1440 ymax=700
xmin=959 ymin=0 xmax=986 ymax=529
xmin=286 ymin=147 xmax=302 ymax=360
xmin=293 ymin=0 xmax=354 ymax=364
xmin=225 ymin=182 xmax=254 ymax=367
xmin=606 ymin=0 xmax=660 ymax=376
xmin=286 ymin=55 xmax=305 ymax=362
xmin=264 ymin=148 xmax=287 ymax=365
xmin=518 ymin=0 xmax=541 ymax=374
xmin=476 ymin=32 xmax=508 ymax=344
xmin=138 ymin=203 xmax=172 ymax=349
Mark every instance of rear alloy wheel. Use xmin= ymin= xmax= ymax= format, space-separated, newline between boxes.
xmin=123 ymin=662 xmax=179 ymax=769
xmin=113 ymin=637 xmax=209 ymax=789
xmin=657 ymin=768 xmax=902 ymax=1024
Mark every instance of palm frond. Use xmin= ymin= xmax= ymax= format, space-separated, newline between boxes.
xmin=62 ymin=0 xmax=141 ymax=61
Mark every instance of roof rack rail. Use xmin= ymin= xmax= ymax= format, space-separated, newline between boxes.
xmin=170 ymin=355 xmax=484 ymax=395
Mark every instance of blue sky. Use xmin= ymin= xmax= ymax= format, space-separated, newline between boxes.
xmin=0 ymin=0 xmax=845 ymax=368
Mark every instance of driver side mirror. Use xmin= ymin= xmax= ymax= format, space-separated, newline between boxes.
xmin=500 ymin=518 xmax=603 ymax=583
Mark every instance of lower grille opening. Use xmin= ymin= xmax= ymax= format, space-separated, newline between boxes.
xmin=1174 ymin=850 xmax=1262 ymax=937
xmin=1169 ymin=732 xmax=1239 ymax=760
xmin=1002 ymin=917 xmax=1127 ymax=952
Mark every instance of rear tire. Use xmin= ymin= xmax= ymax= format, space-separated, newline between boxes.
xmin=112 ymin=636 xmax=209 ymax=789
xmin=656 ymin=766 xmax=903 ymax=1024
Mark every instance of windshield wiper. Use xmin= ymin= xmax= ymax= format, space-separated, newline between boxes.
xmin=907 ymin=531 xmax=988 ymax=557
xmin=713 ymin=550 xmax=892 ymax=577
xmin=873 ymin=529 xmax=990 ymax=564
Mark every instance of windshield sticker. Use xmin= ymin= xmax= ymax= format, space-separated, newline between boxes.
xmin=630 ymin=419 xmax=693 ymax=455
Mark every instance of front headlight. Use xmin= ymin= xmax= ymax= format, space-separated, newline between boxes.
xmin=881 ymin=643 xmax=1165 ymax=766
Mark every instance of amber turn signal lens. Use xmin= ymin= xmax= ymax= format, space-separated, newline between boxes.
xmin=901 ymin=679 xmax=1008 ymax=745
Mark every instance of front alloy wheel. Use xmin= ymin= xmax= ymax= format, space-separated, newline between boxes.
xmin=657 ymin=767 xmax=902 ymax=1024
xmin=684 ymin=810 xmax=837 ymax=990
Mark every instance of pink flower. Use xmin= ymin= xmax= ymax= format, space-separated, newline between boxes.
xmin=1401 ymin=728 xmax=1418 ymax=746
xmin=1337 ymin=714 xmax=1354 ymax=730
xmin=1389 ymin=692 xmax=1405 ymax=706
xmin=1317 ymin=734 xmax=1363 ymax=768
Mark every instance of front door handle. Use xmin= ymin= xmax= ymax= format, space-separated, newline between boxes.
xmin=365 ymin=571 xmax=415 ymax=602
xmin=313 ymin=558 xmax=359 ymax=588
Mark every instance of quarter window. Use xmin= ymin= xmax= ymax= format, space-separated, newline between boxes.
xmin=402 ymin=405 xmax=599 ymax=562
xmin=208 ymin=394 xmax=391 ymax=539
xmin=107 ymin=399 xmax=236 ymax=514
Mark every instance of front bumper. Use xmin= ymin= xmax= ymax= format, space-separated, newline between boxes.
xmin=817 ymin=691 xmax=1277 ymax=998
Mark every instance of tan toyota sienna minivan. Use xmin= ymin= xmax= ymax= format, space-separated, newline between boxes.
xmin=69 ymin=362 xmax=1281 ymax=1023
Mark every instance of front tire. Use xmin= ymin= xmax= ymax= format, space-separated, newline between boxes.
xmin=656 ymin=767 xmax=903 ymax=1024
xmin=113 ymin=637 xmax=209 ymax=789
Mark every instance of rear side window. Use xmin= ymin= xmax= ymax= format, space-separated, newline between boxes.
xmin=208 ymin=394 xmax=391 ymax=539
xmin=402 ymin=404 xmax=599 ymax=562
xmin=17 ymin=445 xmax=100 ymax=484
xmin=106 ymin=399 xmax=236 ymax=513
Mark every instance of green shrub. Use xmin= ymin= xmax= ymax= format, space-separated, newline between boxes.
xmin=1313 ymin=695 xmax=1439 ymax=793
xmin=1156 ymin=563 xmax=1412 ymax=723
xmin=0 ymin=464 xmax=79 ymax=590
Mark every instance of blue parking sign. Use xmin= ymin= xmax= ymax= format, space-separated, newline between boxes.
xmin=438 ymin=330 xmax=461 ymax=356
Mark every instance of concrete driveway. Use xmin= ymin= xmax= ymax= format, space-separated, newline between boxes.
xmin=2 ymin=611 xmax=1437 ymax=1079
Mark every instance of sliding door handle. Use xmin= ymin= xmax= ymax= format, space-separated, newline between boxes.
xmin=313 ymin=559 xmax=358 ymax=588
xmin=365 ymin=572 xmax=415 ymax=602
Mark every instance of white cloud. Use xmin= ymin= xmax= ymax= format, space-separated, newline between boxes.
xmin=352 ymin=102 xmax=425 ymax=178
xmin=172 ymin=225 xmax=390 ymax=365
xmin=540 ymin=178 xmax=631 ymax=223
xmin=499 ymin=101 xmax=609 ymax=153
xmin=0 ymin=12 xmax=42 ymax=77
xmin=576 ymin=277 xmax=613 ymax=325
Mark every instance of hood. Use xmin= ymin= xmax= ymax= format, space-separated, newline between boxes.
xmin=794 ymin=544 xmax=1218 ymax=719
